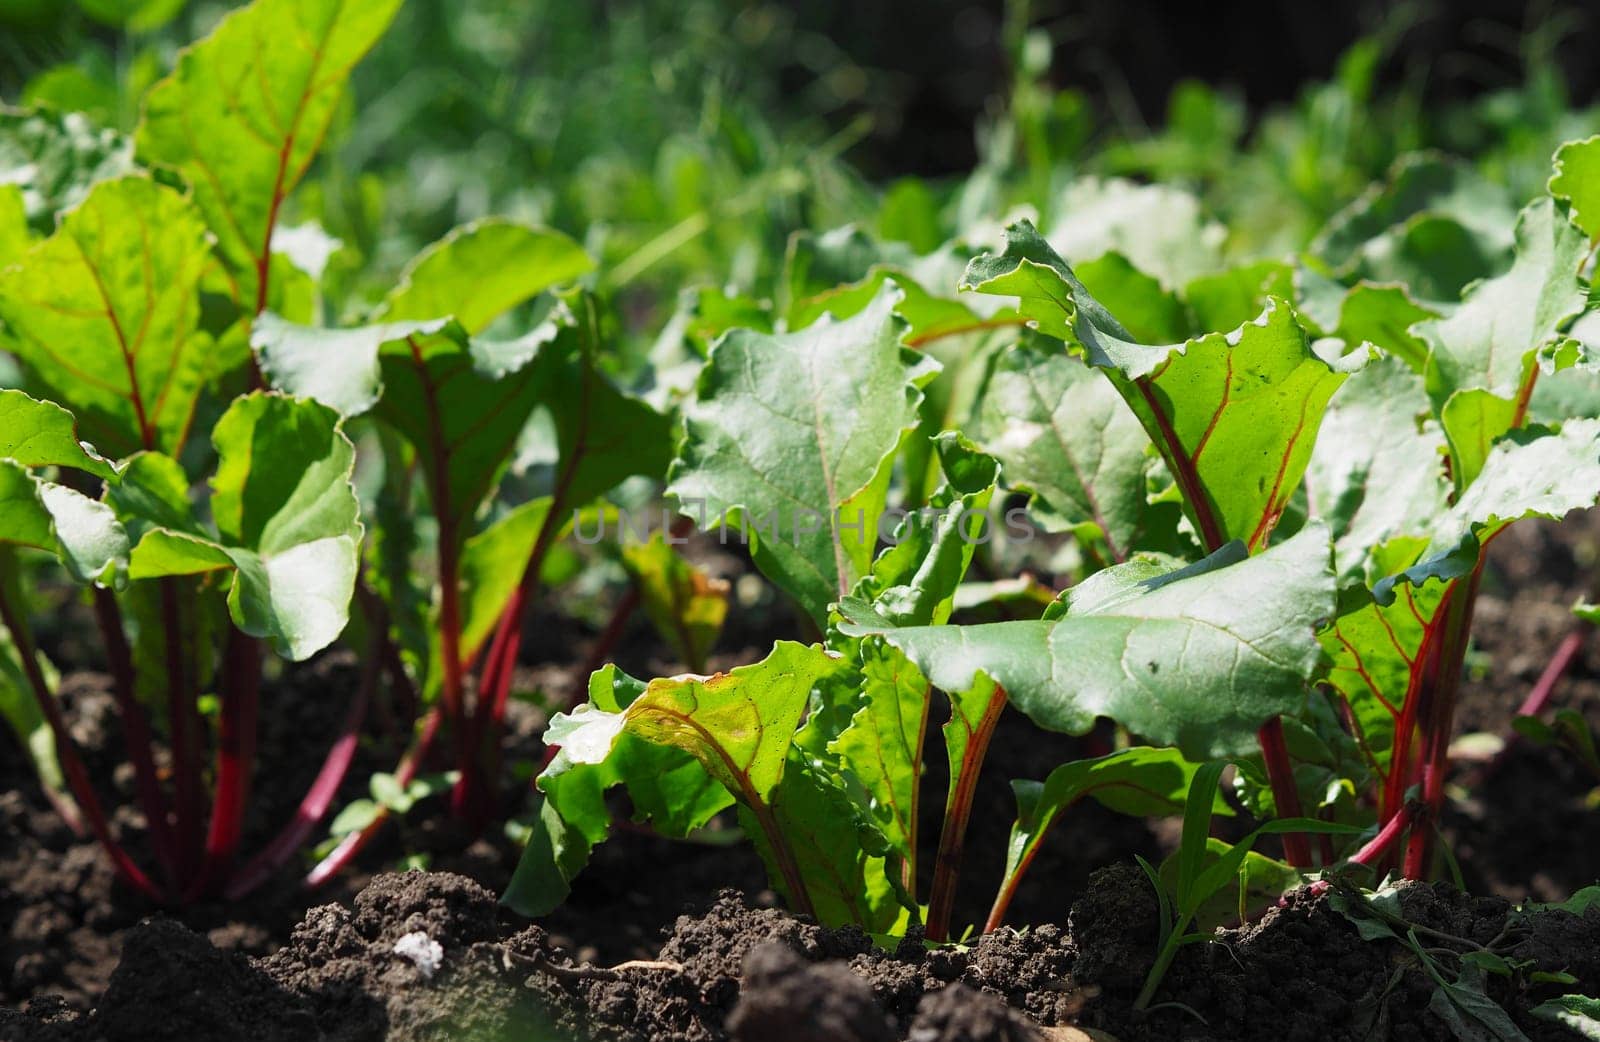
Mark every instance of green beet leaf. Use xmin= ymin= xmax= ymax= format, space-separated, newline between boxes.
xmin=743 ymin=748 xmax=913 ymax=932
xmin=1303 ymin=356 xmax=1450 ymax=579
xmin=1415 ymin=197 xmax=1589 ymax=413
xmin=621 ymin=533 xmax=730 ymax=674
xmin=504 ymin=664 xmax=731 ymax=917
xmin=1550 ymin=135 xmax=1600 ymax=244
xmin=1328 ymin=282 xmax=1440 ymax=374
xmin=454 ymin=498 xmax=556 ymax=662
xmin=822 ymin=639 xmax=931 ymax=892
xmin=1324 ymin=418 xmax=1600 ymax=775
xmin=964 ymin=220 xmax=1362 ymax=552
xmin=975 ymin=334 xmax=1163 ymax=561
xmin=838 ymin=523 xmax=1336 ymax=761
xmin=667 ymin=282 xmax=934 ymax=624
xmin=996 ymin=749 xmax=1210 ymax=920
xmin=1380 ymin=418 xmax=1600 ymax=597
xmin=374 ymin=219 xmax=595 ymax=334
xmin=1184 ymin=261 xmax=1294 ymax=337
xmin=0 ymin=177 xmax=213 ymax=459
xmin=526 ymin=642 xmax=853 ymax=920
xmin=136 ymin=0 xmax=402 ymax=312
xmin=0 ymin=394 xmax=128 ymax=585
xmin=119 ymin=393 xmax=361 ymax=660
xmin=0 ymin=389 xmax=117 ymax=481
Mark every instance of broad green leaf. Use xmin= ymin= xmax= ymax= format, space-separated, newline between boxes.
xmin=667 ymin=283 xmax=930 ymax=624
xmin=374 ymin=220 xmax=593 ymax=334
xmin=1380 ymin=419 xmax=1600 ymax=597
xmin=1048 ymin=177 xmax=1225 ymax=291
xmin=1416 ymin=197 xmax=1589 ymax=412
xmin=0 ymin=185 xmax=29 ymax=265
xmin=845 ymin=431 xmax=998 ymax=629
xmin=0 ymin=108 xmax=133 ymax=233
xmin=744 ymin=750 xmax=912 ymax=932
xmin=1531 ymin=995 xmax=1600 ymax=1040
xmin=1303 ymin=356 xmax=1449 ymax=578
xmin=135 ymin=0 xmax=402 ymax=310
xmin=0 ymin=461 xmax=127 ymax=585
xmin=787 ymin=255 xmax=1018 ymax=509
xmin=1075 ymin=252 xmax=1189 ymax=344
xmin=612 ymin=642 xmax=843 ymax=803
xmin=965 ymin=221 xmax=1362 ymax=552
xmin=253 ymin=314 xmax=449 ymax=417
xmin=1322 ymin=575 xmax=1449 ymax=767
xmin=622 ymin=533 xmax=729 ymax=673
xmin=1428 ymin=966 xmax=1532 ymax=1042
xmin=124 ymin=393 xmax=361 ymax=660
xmin=0 ymin=177 xmax=212 ymax=458
xmin=824 ymin=639 xmax=930 ymax=883
xmin=506 ymin=664 xmax=732 ymax=916
xmin=536 ymin=644 xmax=849 ymax=919
xmin=0 ymin=390 xmax=116 ymax=480
xmin=1331 ymin=282 xmax=1439 ymax=374
xmin=0 ymin=460 xmax=57 ymax=556
xmin=1327 ymin=420 xmax=1600 ymax=770
xmin=838 ymin=524 xmax=1336 ymax=760
xmin=256 ymin=219 xmax=586 ymax=412
xmin=35 ymin=482 xmax=128 ymax=585
xmin=999 ymin=747 xmax=1208 ymax=916
xmin=455 ymin=497 xmax=554 ymax=662
xmin=975 ymin=335 xmax=1160 ymax=560
xmin=1184 ymin=261 xmax=1293 ymax=337
xmin=1439 ymin=389 xmax=1521 ymax=488
xmin=1551 ymin=136 xmax=1600 ymax=244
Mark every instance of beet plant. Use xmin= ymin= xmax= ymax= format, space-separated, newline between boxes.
xmin=512 ymin=134 xmax=1600 ymax=950
xmin=510 ymin=281 xmax=1343 ymax=940
xmin=0 ymin=0 xmax=405 ymax=903
xmin=0 ymin=0 xmax=685 ymax=901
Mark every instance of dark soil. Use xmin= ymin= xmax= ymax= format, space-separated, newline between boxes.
xmin=1448 ymin=514 xmax=1600 ymax=901
xmin=3 ymin=869 xmax=1597 ymax=1041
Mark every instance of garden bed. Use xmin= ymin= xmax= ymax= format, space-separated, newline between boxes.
xmin=3 ymin=518 xmax=1596 ymax=1042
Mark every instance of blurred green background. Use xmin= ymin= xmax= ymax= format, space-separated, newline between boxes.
xmin=2 ymin=0 xmax=1597 ymax=332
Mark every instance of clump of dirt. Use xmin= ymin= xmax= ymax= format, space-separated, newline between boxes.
xmin=1066 ymin=863 xmax=1159 ymax=994
xmin=726 ymin=943 xmax=895 ymax=1042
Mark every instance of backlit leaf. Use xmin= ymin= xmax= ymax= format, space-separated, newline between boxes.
xmin=0 ymin=176 xmax=212 ymax=458
xmin=136 ymin=0 xmax=402 ymax=310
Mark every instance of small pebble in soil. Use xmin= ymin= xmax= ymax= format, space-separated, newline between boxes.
xmin=392 ymin=930 xmax=445 ymax=980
